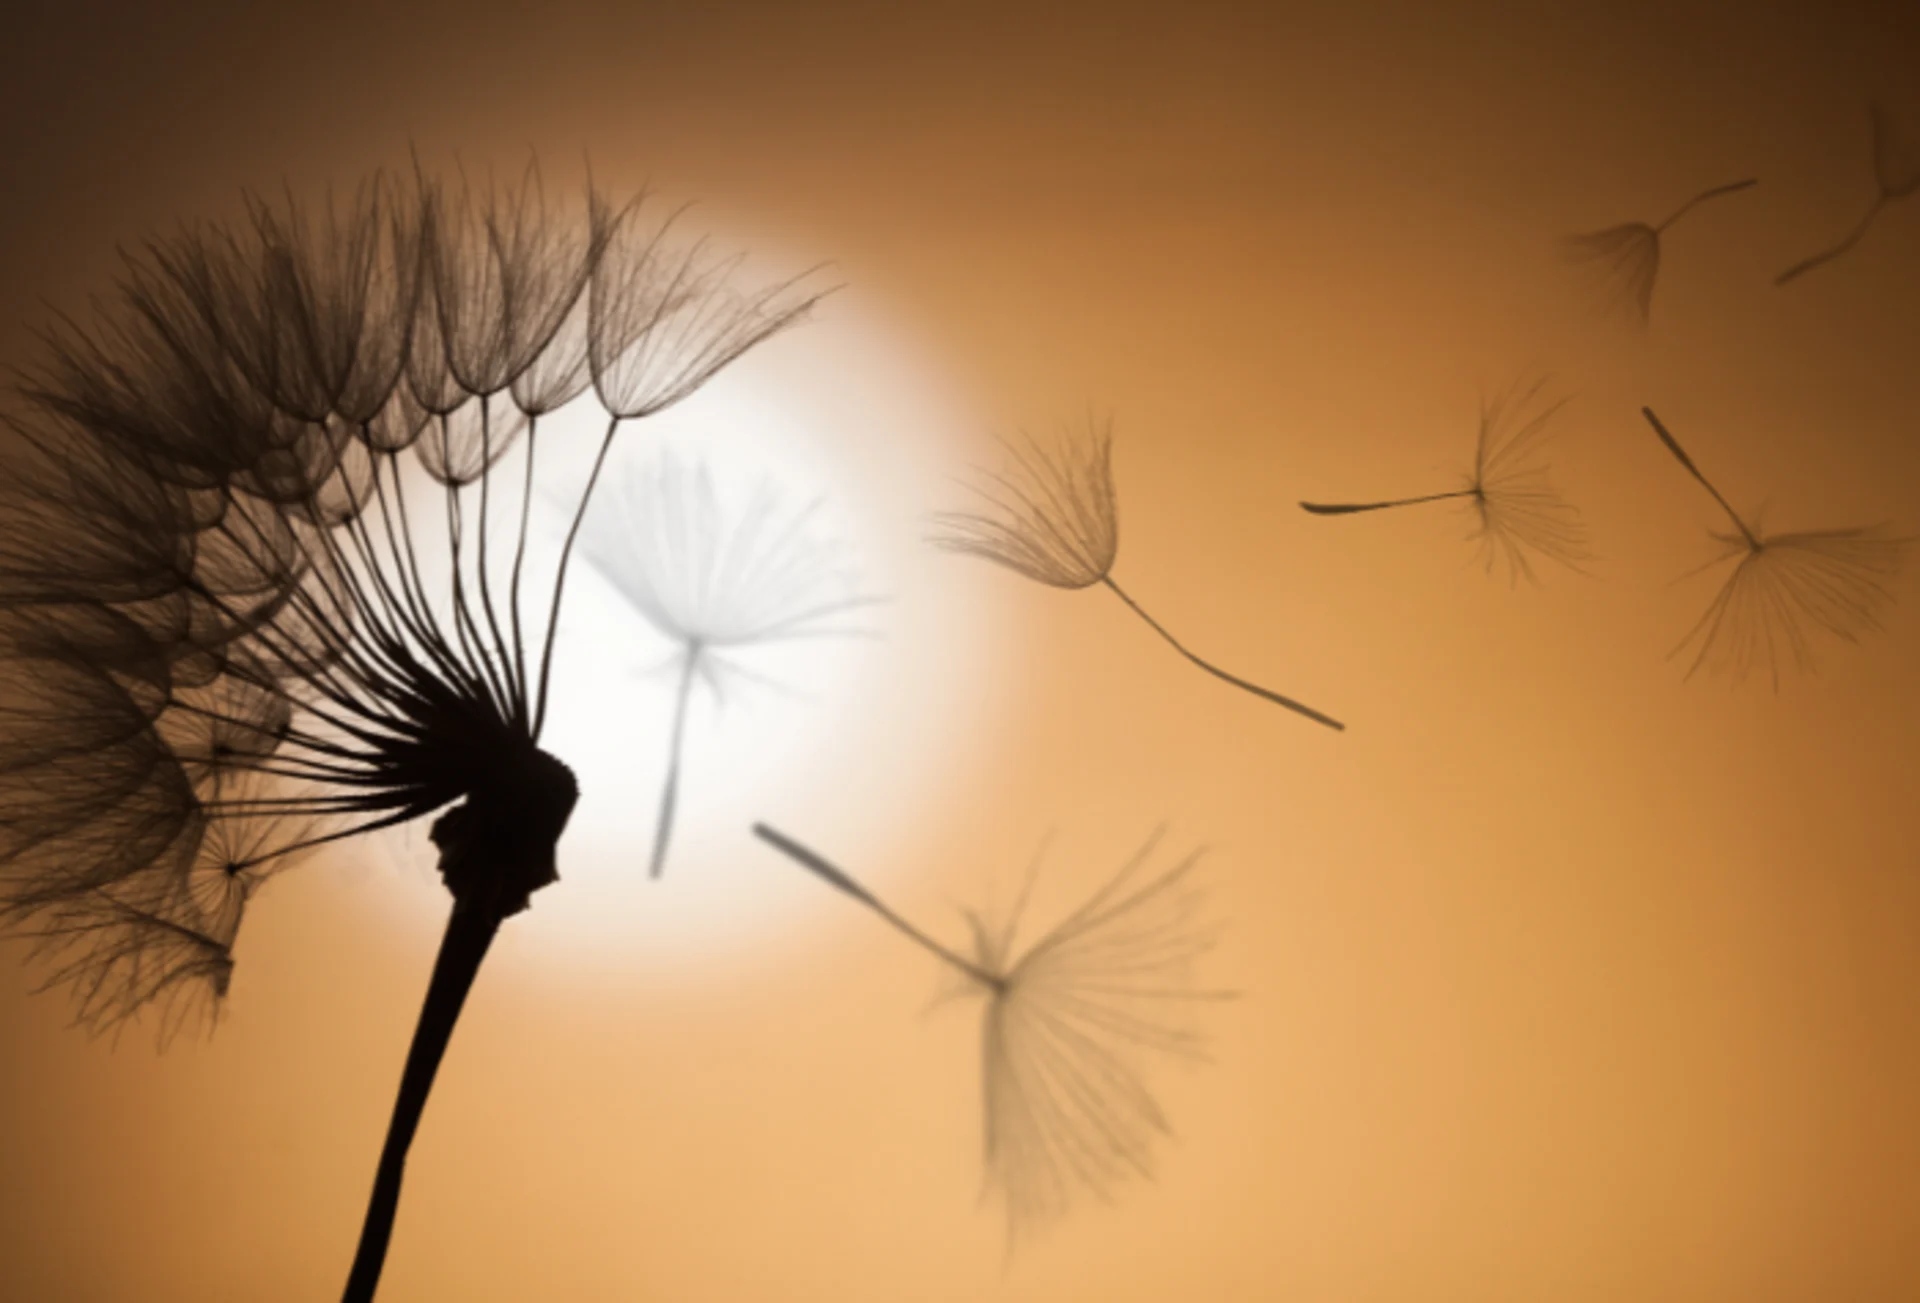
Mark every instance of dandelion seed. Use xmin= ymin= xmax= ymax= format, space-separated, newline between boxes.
xmin=753 ymin=822 xmax=1231 ymax=1245
xmin=27 ymin=890 xmax=235 ymax=1049
xmin=1300 ymin=375 xmax=1591 ymax=584
xmin=1778 ymin=99 xmax=1920 ymax=285
xmin=1561 ymin=177 xmax=1757 ymax=324
xmin=935 ymin=417 xmax=1342 ymax=730
xmin=1641 ymin=406 xmax=1906 ymax=686
xmin=1 ymin=160 xmax=829 ymax=1302
xmin=575 ymin=452 xmax=878 ymax=878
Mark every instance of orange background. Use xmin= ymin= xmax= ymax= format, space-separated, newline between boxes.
xmin=2 ymin=2 xmax=1918 ymax=1299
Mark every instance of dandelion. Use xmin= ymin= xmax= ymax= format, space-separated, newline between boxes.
xmin=1640 ymin=406 xmax=1906 ymax=686
xmin=753 ymin=822 xmax=1231 ymax=1244
xmin=1778 ymin=99 xmax=1920 ymax=285
xmin=1561 ymin=177 xmax=1757 ymax=324
xmin=0 ymin=159 xmax=827 ymax=1302
xmin=573 ymin=452 xmax=878 ymax=878
xmin=935 ymin=417 xmax=1343 ymax=730
xmin=1299 ymin=375 xmax=1591 ymax=583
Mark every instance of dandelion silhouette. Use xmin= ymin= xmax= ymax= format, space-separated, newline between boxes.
xmin=1778 ymin=99 xmax=1919 ymax=286
xmin=753 ymin=822 xmax=1231 ymax=1245
xmin=1640 ymin=407 xmax=1906 ymax=686
xmin=0 ymin=159 xmax=826 ymax=1302
xmin=573 ymin=452 xmax=877 ymax=878
xmin=1299 ymin=376 xmax=1591 ymax=584
xmin=1561 ymin=177 xmax=1757 ymax=323
xmin=934 ymin=417 xmax=1343 ymax=730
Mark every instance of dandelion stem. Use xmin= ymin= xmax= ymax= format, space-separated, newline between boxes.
xmin=1298 ymin=489 xmax=1475 ymax=515
xmin=752 ymin=823 xmax=1002 ymax=990
xmin=531 ymin=413 xmax=622 ymax=739
xmin=1099 ymin=576 xmax=1345 ymax=731
xmin=1640 ymin=407 xmax=1759 ymax=548
xmin=648 ymin=643 xmax=700 ymax=880
xmin=1775 ymin=195 xmax=1886 ymax=286
xmin=1654 ymin=177 xmax=1758 ymax=233
xmin=341 ymin=899 xmax=502 ymax=1303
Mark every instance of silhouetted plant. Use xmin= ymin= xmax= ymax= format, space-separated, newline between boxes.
xmin=753 ymin=822 xmax=1231 ymax=1244
xmin=1640 ymin=407 xmax=1906 ymax=685
xmin=0 ymin=160 xmax=826 ymax=1302
xmin=574 ymin=451 xmax=877 ymax=878
xmin=1299 ymin=376 xmax=1591 ymax=583
xmin=1561 ymin=177 xmax=1757 ymax=323
xmin=934 ymin=417 xmax=1343 ymax=730
xmin=1778 ymin=99 xmax=1919 ymax=285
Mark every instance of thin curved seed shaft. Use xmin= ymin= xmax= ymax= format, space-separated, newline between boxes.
xmin=174 ymin=581 xmax=403 ymax=741
xmin=441 ymin=461 xmax=516 ymax=724
xmin=371 ymin=450 xmax=466 ymax=677
xmin=532 ymin=413 xmax=622 ymax=739
xmin=507 ymin=420 xmax=540 ymax=730
xmin=350 ymin=457 xmax=440 ymax=641
xmin=1100 ymin=577 xmax=1345 ymax=731
xmin=1640 ymin=407 xmax=1758 ymax=547
xmin=1298 ymin=489 xmax=1475 ymax=515
xmin=752 ymin=823 xmax=1003 ymax=989
xmin=386 ymin=448 xmax=466 ymax=661
xmin=289 ymin=515 xmax=482 ymax=720
xmin=341 ymin=900 xmax=502 ymax=1303
xmin=1775 ymin=195 xmax=1886 ymax=285
xmin=157 ymin=700 xmax=354 ymax=764
xmin=648 ymin=644 xmax=701 ymax=880
xmin=239 ymin=805 xmax=438 ymax=871
xmin=437 ymin=415 xmax=497 ymax=699
xmin=338 ymin=485 xmax=461 ymax=679
xmin=1653 ymin=177 xmax=1758 ymax=233
xmin=470 ymin=395 xmax=521 ymax=716
xmin=278 ymin=483 xmax=414 ymax=666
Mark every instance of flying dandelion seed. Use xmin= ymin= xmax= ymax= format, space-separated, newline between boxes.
xmin=1299 ymin=375 xmax=1591 ymax=583
xmin=1778 ymin=99 xmax=1920 ymax=286
xmin=934 ymin=416 xmax=1343 ymax=730
xmin=753 ymin=822 xmax=1232 ymax=1246
xmin=1561 ymin=177 xmax=1758 ymax=324
xmin=1640 ymin=407 xmax=1907 ymax=686
xmin=573 ymin=451 xmax=879 ymax=879
xmin=0 ymin=158 xmax=828 ymax=1302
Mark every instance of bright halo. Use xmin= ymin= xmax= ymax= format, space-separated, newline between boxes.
xmin=362 ymin=287 xmax=1010 ymax=981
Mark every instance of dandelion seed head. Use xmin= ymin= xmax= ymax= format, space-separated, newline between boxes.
xmin=29 ymin=888 xmax=237 ymax=1048
xmin=932 ymin=418 xmax=1119 ymax=590
xmin=587 ymin=194 xmax=831 ymax=421
xmin=1673 ymin=522 xmax=1907 ymax=688
xmin=577 ymin=450 xmax=876 ymax=654
xmin=1461 ymin=376 xmax=1590 ymax=583
xmin=950 ymin=831 xmax=1227 ymax=1242
xmin=1561 ymin=222 xmax=1660 ymax=324
xmin=1563 ymin=177 xmax=1757 ymax=318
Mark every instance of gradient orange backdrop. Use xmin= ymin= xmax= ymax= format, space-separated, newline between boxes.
xmin=2 ymin=2 xmax=1918 ymax=1300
